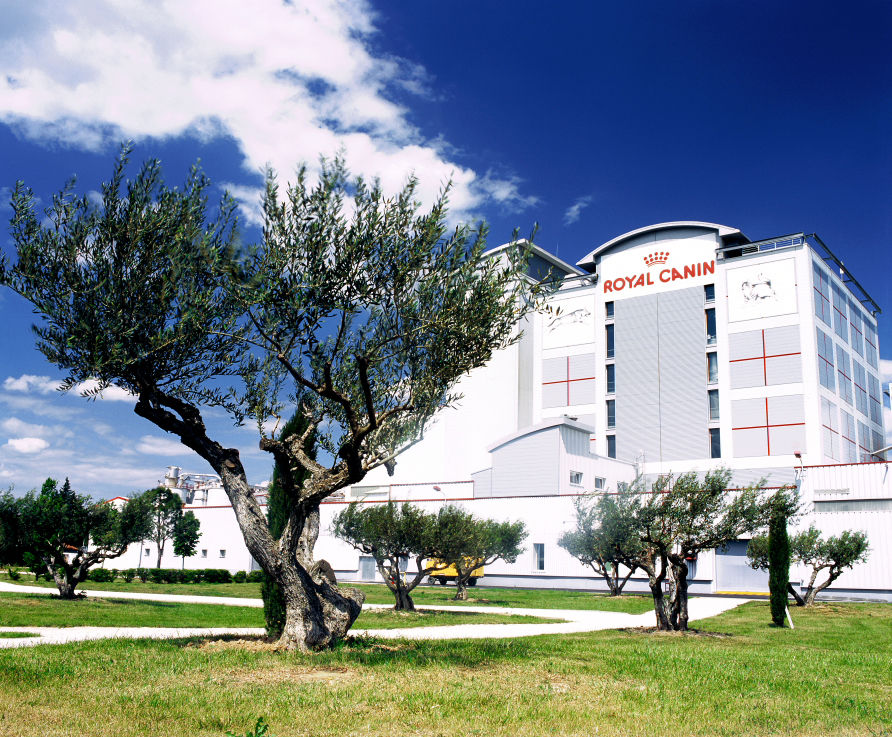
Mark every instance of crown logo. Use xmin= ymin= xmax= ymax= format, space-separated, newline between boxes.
xmin=643 ymin=251 xmax=669 ymax=267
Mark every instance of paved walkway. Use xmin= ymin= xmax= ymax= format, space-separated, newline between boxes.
xmin=0 ymin=581 xmax=750 ymax=648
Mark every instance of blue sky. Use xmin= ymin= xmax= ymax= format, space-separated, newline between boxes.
xmin=0 ymin=1 xmax=890 ymax=497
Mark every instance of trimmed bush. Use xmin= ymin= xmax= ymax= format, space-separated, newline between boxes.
xmin=122 ymin=568 xmax=136 ymax=583
xmin=87 ymin=568 xmax=115 ymax=582
xmin=246 ymin=570 xmax=264 ymax=583
xmin=233 ymin=571 xmax=247 ymax=583
xmin=136 ymin=568 xmax=149 ymax=582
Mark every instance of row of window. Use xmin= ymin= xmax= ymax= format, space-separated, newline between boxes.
xmin=821 ymin=396 xmax=885 ymax=462
xmin=817 ymin=327 xmax=882 ymax=424
xmin=814 ymin=261 xmax=878 ymax=369
xmin=143 ymin=548 xmax=226 ymax=559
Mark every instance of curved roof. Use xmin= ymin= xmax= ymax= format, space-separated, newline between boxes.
xmin=576 ymin=221 xmax=746 ymax=271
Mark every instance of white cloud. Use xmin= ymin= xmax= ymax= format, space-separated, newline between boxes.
xmin=880 ymin=358 xmax=892 ymax=384
xmin=73 ymin=379 xmax=135 ymax=402
xmin=0 ymin=417 xmax=50 ymax=437
xmin=0 ymin=1 xmax=536 ymax=221
xmin=563 ymin=195 xmax=593 ymax=225
xmin=5 ymin=437 xmax=49 ymax=453
xmin=3 ymin=374 xmax=62 ymax=394
xmin=135 ymin=434 xmax=198 ymax=457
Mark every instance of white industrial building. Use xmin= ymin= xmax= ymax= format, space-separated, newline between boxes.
xmin=113 ymin=222 xmax=890 ymax=600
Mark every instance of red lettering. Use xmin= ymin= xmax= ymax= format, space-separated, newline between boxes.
xmin=683 ymin=265 xmax=696 ymax=279
xmin=703 ymin=260 xmax=715 ymax=275
xmin=671 ymin=267 xmax=684 ymax=281
xmin=614 ymin=278 xmax=625 ymax=291
xmin=660 ymin=269 xmax=671 ymax=282
xmin=633 ymin=274 xmax=645 ymax=288
xmin=604 ymin=280 xmax=613 ymax=293
xmin=646 ymin=272 xmax=654 ymax=285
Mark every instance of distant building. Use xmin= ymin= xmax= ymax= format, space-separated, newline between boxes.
xmin=113 ymin=223 xmax=890 ymax=600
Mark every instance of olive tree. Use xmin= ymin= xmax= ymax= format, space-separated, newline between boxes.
xmin=748 ymin=525 xmax=869 ymax=606
xmin=558 ymin=493 xmax=642 ymax=596
xmin=432 ymin=505 xmax=527 ymax=601
xmin=332 ymin=501 xmax=451 ymax=611
xmin=1 ymin=478 xmax=153 ymax=598
xmin=1 ymin=149 xmax=539 ymax=650
xmin=622 ymin=471 xmax=782 ymax=631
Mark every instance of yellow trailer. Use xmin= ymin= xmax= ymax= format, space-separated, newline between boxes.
xmin=427 ymin=559 xmax=484 ymax=586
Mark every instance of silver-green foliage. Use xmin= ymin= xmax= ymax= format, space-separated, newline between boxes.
xmin=747 ymin=525 xmax=869 ymax=605
xmin=1 ymin=149 xmax=540 ymax=649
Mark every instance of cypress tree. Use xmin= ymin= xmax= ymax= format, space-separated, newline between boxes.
xmin=767 ymin=492 xmax=791 ymax=627
xmin=261 ymin=410 xmax=315 ymax=637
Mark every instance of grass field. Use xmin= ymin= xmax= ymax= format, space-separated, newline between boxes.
xmin=1 ymin=576 xmax=654 ymax=613
xmin=0 ymin=602 xmax=887 ymax=736
xmin=0 ymin=592 xmax=558 ymax=630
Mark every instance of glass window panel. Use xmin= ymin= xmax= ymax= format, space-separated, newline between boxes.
xmin=705 ymin=308 xmax=717 ymax=345
xmin=707 ymin=353 xmax=718 ymax=383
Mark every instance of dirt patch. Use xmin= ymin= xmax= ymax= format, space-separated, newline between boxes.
xmin=226 ymin=665 xmax=354 ymax=686
xmin=188 ymin=635 xmax=277 ymax=652
xmin=622 ymin=627 xmax=732 ymax=638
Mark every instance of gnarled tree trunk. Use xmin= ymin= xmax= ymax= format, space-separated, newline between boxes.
xmin=218 ymin=468 xmax=364 ymax=651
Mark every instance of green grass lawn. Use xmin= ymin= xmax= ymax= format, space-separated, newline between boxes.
xmin=0 ymin=602 xmax=886 ymax=736
xmin=0 ymin=592 xmax=557 ymax=630
xmin=2 ymin=574 xmax=654 ymax=613
xmin=0 ymin=631 xmax=36 ymax=638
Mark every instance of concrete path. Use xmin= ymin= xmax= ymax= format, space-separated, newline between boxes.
xmin=0 ymin=581 xmax=750 ymax=648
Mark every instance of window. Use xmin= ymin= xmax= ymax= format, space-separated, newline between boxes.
xmin=607 ymin=435 xmax=616 ymax=458
xmin=594 ymin=477 xmax=606 ymax=491
xmin=705 ymin=308 xmax=716 ymax=346
xmin=144 ymin=548 xmax=151 ymax=558
xmin=606 ymin=324 xmax=615 ymax=359
xmin=707 ymin=352 xmax=718 ymax=384
xmin=605 ymin=301 xmax=614 ymax=319
xmin=219 ymin=549 xmax=226 ymax=559
xmin=704 ymin=283 xmax=715 ymax=303
xmin=821 ymin=397 xmax=839 ymax=460
xmin=200 ymin=549 xmax=207 ymax=559
xmin=832 ymin=283 xmax=848 ymax=342
xmin=606 ymin=364 xmax=615 ymax=394
xmin=813 ymin=262 xmax=831 ymax=326
xmin=849 ymin=300 xmax=864 ymax=356
xmin=570 ymin=471 xmax=583 ymax=486
xmin=836 ymin=346 xmax=853 ymax=405
xmin=841 ymin=410 xmax=857 ymax=462
xmin=709 ymin=428 xmax=721 ymax=458
xmin=816 ymin=328 xmax=835 ymax=391
xmin=868 ymin=374 xmax=882 ymax=424
xmin=853 ymin=361 xmax=869 ymax=416
xmin=533 ymin=543 xmax=545 ymax=571
xmin=864 ymin=321 xmax=879 ymax=369
xmin=708 ymin=389 xmax=719 ymax=421
xmin=606 ymin=399 xmax=616 ymax=429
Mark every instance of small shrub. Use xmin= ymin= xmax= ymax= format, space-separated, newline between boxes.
xmin=182 ymin=569 xmax=198 ymax=584
xmin=201 ymin=568 xmax=232 ymax=584
xmin=122 ymin=568 xmax=136 ymax=583
xmin=137 ymin=567 xmax=148 ymax=582
xmin=233 ymin=571 xmax=247 ymax=583
xmin=87 ymin=568 xmax=115 ymax=582
xmin=6 ymin=568 xmax=21 ymax=581
xmin=246 ymin=570 xmax=264 ymax=583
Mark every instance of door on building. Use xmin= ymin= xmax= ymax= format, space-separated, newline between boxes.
xmin=359 ymin=556 xmax=377 ymax=581
xmin=714 ymin=540 xmax=768 ymax=592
